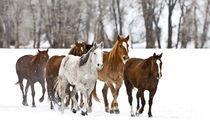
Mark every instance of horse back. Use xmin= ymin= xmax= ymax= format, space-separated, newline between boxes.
xmin=46 ymin=55 xmax=65 ymax=82
xmin=124 ymin=58 xmax=145 ymax=88
xmin=16 ymin=55 xmax=34 ymax=78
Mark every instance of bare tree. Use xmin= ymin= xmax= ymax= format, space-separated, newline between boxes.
xmin=166 ymin=0 xmax=177 ymax=48
xmin=200 ymin=0 xmax=210 ymax=48
xmin=0 ymin=0 xmax=10 ymax=48
xmin=9 ymin=0 xmax=25 ymax=48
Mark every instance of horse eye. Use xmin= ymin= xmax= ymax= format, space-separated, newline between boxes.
xmin=94 ymin=52 xmax=96 ymax=55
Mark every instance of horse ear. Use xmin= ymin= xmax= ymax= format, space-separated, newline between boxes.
xmin=159 ymin=53 xmax=163 ymax=58
xmin=153 ymin=53 xmax=156 ymax=57
xmin=100 ymin=42 xmax=104 ymax=48
xmin=74 ymin=41 xmax=78 ymax=46
xmin=82 ymin=42 xmax=86 ymax=49
xmin=117 ymin=35 xmax=121 ymax=41
xmin=126 ymin=35 xmax=129 ymax=41
xmin=38 ymin=49 xmax=41 ymax=53
xmin=46 ymin=48 xmax=49 ymax=53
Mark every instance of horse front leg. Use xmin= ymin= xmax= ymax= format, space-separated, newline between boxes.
xmin=71 ymin=87 xmax=78 ymax=114
xmin=148 ymin=89 xmax=156 ymax=117
xmin=30 ymin=82 xmax=36 ymax=107
xmin=81 ymin=93 xmax=88 ymax=116
xmin=23 ymin=81 xmax=29 ymax=106
xmin=39 ymin=79 xmax=46 ymax=103
xmin=136 ymin=90 xmax=145 ymax=116
xmin=111 ymin=81 xmax=122 ymax=114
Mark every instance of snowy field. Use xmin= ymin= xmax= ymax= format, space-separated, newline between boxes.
xmin=0 ymin=48 xmax=210 ymax=140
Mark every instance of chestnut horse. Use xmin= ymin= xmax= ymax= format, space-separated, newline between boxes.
xmin=123 ymin=53 xmax=163 ymax=117
xmin=16 ymin=49 xmax=49 ymax=107
xmin=90 ymin=35 xmax=129 ymax=113
xmin=46 ymin=41 xmax=96 ymax=109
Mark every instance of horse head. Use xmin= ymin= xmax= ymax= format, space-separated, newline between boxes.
xmin=116 ymin=35 xmax=129 ymax=63
xmin=31 ymin=49 xmax=49 ymax=68
xmin=91 ymin=42 xmax=104 ymax=70
xmin=69 ymin=41 xmax=87 ymax=56
xmin=151 ymin=53 xmax=163 ymax=80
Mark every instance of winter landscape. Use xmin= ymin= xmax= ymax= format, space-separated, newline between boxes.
xmin=1 ymin=0 xmax=210 ymax=140
xmin=0 ymin=48 xmax=210 ymax=140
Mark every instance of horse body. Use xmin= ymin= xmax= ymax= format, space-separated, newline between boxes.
xmin=16 ymin=50 xmax=49 ymax=107
xmin=46 ymin=42 xmax=94 ymax=109
xmin=90 ymin=35 xmax=129 ymax=113
xmin=56 ymin=42 xmax=104 ymax=115
xmin=123 ymin=53 xmax=162 ymax=117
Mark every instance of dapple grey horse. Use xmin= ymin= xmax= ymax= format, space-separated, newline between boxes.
xmin=56 ymin=42 xmax=104 ymax=115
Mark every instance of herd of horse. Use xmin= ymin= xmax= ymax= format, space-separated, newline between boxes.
xmin=15 ymin=35 xmax=163 ymax=117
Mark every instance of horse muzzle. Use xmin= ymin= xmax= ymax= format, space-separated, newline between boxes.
xmin=123 ymin=56 xmax=129 ymax=64
xmin=97 ymin=64 xmax=104 ymax=70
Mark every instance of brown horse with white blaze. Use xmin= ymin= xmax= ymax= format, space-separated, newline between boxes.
xmin=16 ymin=49 xmax=49 ymax=107
xmin=123 ymin=53 xmax=163 ymax=117
xmin=90 ymin=35 xmax=129 ymax=113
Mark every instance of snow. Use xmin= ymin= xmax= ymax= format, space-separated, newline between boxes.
xmin=0 ymin=48 xmax=210 ymax=140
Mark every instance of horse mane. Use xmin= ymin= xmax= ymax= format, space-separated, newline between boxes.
xmin=69 ymin=46 xmax=77 ymax=55
xmin=142 ymin=56 xmax=153 ymax=70
xmin=86 ymin=43 xmax=93 ymax=52
xmin=108 ymin=40 xmax=120 ymax=62
xmin=79 ymin=50 xmax=91 ymax=67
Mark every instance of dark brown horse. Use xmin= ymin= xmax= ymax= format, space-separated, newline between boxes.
xmin=89 ymin=35 xmax=129 ymax=113
xmin=16 ymin=49 xmax=49 ymax=107
xmin=46 ymin=41 xmax=96 ymax=109
xmin=123 ymin=53 xmax=163 ymax=117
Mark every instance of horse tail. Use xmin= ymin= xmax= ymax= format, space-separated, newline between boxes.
xmin=15 ymin=81 xmax=20 ymax=85
xmin=92 ymin=84 xmax=100 ymax=102
xmin=92 ymin=91 xmax=100 ymax=102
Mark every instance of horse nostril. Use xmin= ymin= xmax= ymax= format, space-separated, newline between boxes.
xmin=97 ymin=64 xmax=99 ymax=67
xmin=123 ymin=56 xmax=126 ymax=60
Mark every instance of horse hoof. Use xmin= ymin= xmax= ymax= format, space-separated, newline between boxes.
xmin=110 ymin=110 xmax=114 ymax=114
xmin=39 ymin=97 xmax=44 ymax=103
xmin=105 ymin=109 xmax=110 ymax=113
xmin=148 ymin=114 xmax=152 ymax=117
xmin=72 ymin=109 xmax=77 ymax=114
xmin=81 ymin=111 xmax=87 ymax=116
xmin=136 ymin=112 xmax=140 ymax=116
xmin=131 ymin=114 xmax=135 ymax=117
xmin=114 ymin=110 xmax=120 ymax=114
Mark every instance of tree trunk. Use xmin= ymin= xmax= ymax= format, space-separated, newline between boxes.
xmin=193 ymin=6 xmax=198 ymax=48
xmin=200 ymin=0 xmax=210 ymax=48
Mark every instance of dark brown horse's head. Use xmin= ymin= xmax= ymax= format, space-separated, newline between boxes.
xmin=31 ymin=49 xmax=49 ymax=68
xmin=116 ymin=35 xmax=129 ymax=63
xmin=69 ymin=41 xmax=86 ymax=56
xmin=150 ymin=53 xmax=163 ymax=80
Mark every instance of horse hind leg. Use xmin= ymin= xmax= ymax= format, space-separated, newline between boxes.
xmin=124 ymin=79 xmax=134 ymax=116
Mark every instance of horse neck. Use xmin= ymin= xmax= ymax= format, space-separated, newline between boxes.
xmin=86 ymin=53 xmax=97 ymax=73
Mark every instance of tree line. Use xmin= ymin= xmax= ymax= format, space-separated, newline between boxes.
xmin=0 ymin=0 xmax=209 ymax=49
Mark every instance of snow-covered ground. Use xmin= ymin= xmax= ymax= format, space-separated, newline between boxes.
xmin=0 ymin=49 xmax=210 ymax=140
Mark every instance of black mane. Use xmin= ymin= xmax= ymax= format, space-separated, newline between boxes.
xmin=79 ymin=50 xmax=91 ymax=67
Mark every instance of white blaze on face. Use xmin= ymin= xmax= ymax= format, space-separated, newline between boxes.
xmin=156 ymin=59 xmax=161 ymax=78
xmin=122 ymin=42 xmax=128 ymax=51
xmin=81 ymin=47 xmax=83 ymax=52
